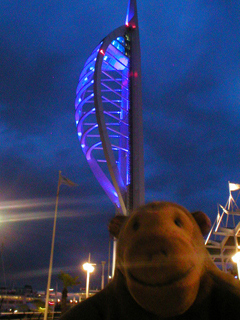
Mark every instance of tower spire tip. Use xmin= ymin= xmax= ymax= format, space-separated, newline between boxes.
xmin=125 ymin=0 xmax=138 ymax=27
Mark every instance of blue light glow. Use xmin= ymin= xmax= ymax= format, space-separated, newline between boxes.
xmin=75 ymin=21 xmax=130 ymax=214
xmin=117 ymin=37 xmax=124 ymax=43
xmin=111 ymin=38 xmax=125 ymax=54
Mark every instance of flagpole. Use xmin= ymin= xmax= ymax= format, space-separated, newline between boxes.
xmin=44 ymin=171 xmax=61 ymax=320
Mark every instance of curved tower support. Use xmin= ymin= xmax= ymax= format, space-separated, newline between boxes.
xmin=75 ymin=0 xmax=144 ymax=215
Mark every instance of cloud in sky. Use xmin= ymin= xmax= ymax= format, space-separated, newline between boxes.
xmin=0 ymin=0 xmax=240 ymax=290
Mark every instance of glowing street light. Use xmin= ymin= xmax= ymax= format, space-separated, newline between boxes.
xmin=82 ymin=254 xmax=95 ymax=298
xmin=83 ymin=262 xmax=95 ymax=273
xmin=232 ymin=251 xmax=240 ymax=279
xmin=232 ymin=252 xmax=240 ymax=263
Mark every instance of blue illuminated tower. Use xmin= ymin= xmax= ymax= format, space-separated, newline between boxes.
xmin=75 ymin=0 xmax=144 ymax=216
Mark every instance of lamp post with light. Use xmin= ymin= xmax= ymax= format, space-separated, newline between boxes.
xmin=82 ymin=254 xmax=95 ymax=299
xmin=101 ymin=261 xmax=106 ymax=290
xmin=232 ymin=251 xmax=240 ymax=279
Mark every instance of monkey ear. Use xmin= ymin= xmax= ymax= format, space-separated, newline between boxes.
xmin=108 ymin=215 xmax=128 ymax=238
xmin=191 ymin=211 xmax=211 ymax=236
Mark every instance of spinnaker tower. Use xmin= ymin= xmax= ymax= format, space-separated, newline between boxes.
xmin=75 ymin=0 xmax=144 ymax=216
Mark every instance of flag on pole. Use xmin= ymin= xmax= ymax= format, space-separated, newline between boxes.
xmin=229 ymin=182 xmax=240 ymax=192
xmin=59 ymin=172 xmax=78 ymax=187
xmin=44 ymin=171 xmax=78 ymax=320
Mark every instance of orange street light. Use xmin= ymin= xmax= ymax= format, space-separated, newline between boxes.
xmin=82 ymin=254 xmax=95 ymax=298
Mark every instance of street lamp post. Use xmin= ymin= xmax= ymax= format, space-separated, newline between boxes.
xmin=82 ymin=254 xmax=95 ymax=299
xmin=101 ymin=261 xmax=106 ymax=290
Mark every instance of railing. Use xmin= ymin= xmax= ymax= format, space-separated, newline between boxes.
xmin=0 ymin=312 xmax=61 ymax=320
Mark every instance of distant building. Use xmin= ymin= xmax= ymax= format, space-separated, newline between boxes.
xmin=0 ymin=285 xmax=39 ymax=312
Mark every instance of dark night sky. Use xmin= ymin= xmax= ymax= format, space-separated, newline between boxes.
xmin=0 ymin=0 xmax=240 ymax=292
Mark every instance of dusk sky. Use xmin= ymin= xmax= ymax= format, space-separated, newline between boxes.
xmin=1 ymin=0 xmax=240 ymax=292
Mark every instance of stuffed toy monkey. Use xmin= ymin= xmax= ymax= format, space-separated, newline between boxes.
xmin=60 ymin=201 xmax=240 ymax=319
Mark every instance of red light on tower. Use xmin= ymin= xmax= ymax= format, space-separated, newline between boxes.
xmin=100 ymin=49 xmax=105 ymax=55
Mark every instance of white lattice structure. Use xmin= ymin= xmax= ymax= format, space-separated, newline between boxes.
xmin=205 ymin=182 xmax=240 ymax=276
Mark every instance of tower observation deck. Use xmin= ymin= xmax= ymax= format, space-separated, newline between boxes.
xmin=75 ymin=0 xmax=144 ymax=215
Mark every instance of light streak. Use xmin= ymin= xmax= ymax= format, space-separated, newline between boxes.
xmin=0 ymin=195 xmax=108 ymax=211
xmin=0 ymin=198 xmax=56 ymax=210
xmin=0 ymin=195 xmax=111 ymax=223
xmin=0 ymin=210 xmax=81 ymax=223
xmin=10 ymin=265 xmax=80 ymax=280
